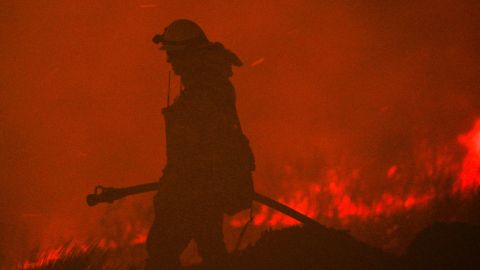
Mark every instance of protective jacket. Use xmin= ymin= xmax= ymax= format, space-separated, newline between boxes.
xmin=160 ymin=42 xmax=254 ymax=215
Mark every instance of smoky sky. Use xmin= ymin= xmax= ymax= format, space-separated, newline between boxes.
xmin=1 ymin=0 xmax=480 ymax=265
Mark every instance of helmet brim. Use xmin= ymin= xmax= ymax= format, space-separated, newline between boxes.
xmin=153 ymin=34 xmax=188 ymax=51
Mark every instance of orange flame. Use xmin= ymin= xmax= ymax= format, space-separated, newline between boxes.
xmin=232 ymin=117 xmax=480 ymax=228
xmin=19 ymin=241 xmax=90 ymax=269
xmin=456 ymin=119 xmax=480 ymax=192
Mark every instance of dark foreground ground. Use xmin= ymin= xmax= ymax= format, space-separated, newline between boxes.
xmin=21 ymin=222 xmax=480 ymax=270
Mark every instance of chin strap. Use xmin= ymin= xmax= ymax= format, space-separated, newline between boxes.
xmin=166 ymin=70 xmax=171 ymax=107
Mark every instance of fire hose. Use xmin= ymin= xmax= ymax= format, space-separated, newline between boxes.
xmin=86 ymin=182 xmax=323 ymax=229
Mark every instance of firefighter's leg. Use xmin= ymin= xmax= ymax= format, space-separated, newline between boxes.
xmin=194 ymin=210 xmax=227 ymax=268
xmin=145 ymin=200 xmax=191 ymax=270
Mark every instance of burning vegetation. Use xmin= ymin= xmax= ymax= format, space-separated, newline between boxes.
xmin=16 ymin=119 xmax=480 ymax=269
xmin=16 ymin=222 xmax=480 ymax=270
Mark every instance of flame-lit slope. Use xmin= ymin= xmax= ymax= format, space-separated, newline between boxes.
xmin=233 ymin=226 xmax=394 ymax=270
xmin=21 ymin=222 xmax=480 ymax=270
xmin=19 ymin=226 xmax=394 ymax=270
xmin=402 ymin=222 xmax=480 ymax=270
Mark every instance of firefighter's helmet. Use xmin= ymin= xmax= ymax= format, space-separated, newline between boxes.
xmin=152 ymin=19 xmax=208 ymax=51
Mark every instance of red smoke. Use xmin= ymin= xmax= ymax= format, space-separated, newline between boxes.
xmin=2 ymin=0 xmax=480 ymax=268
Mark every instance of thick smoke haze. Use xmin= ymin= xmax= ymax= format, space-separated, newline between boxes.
xmin=1 ymin=0 xmax=480 ymax=267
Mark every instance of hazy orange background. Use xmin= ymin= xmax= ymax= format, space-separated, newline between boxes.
xmin=1 ymin=0 xmax=480 ymax=266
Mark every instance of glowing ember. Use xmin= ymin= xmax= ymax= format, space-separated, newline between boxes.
xmin=387 ymin=165 xmax=397 ymax=178
xmin=131 ymin=231 xmax=148 ymax=245
xmin=250 ymin=58 xmax=265 ymax=67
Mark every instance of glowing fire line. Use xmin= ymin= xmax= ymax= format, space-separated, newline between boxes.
xmin=20 ymin=117 xmax=480 ymax=268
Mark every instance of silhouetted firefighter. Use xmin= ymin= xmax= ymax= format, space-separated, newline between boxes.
xmin=148 ymin=19 xmax=255 ymax=269
xmin=87 ymin=18 xmax=325 ymax=270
